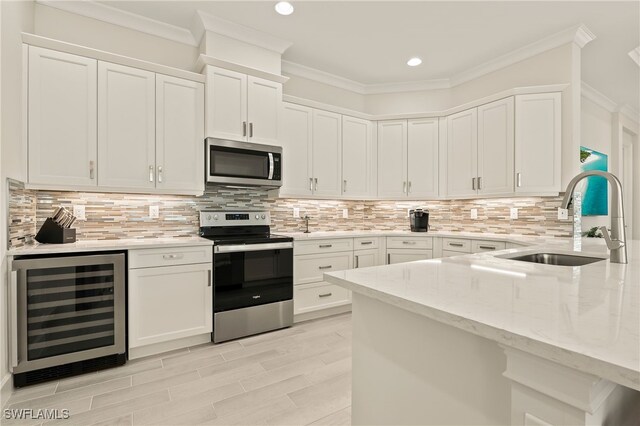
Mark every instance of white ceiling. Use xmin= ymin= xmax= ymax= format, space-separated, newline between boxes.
xmin=95 ymin=1 xmax=639 ymax=110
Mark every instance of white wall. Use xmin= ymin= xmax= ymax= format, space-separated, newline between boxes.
xmin=1 ymin=0 xmax=34 ymax=402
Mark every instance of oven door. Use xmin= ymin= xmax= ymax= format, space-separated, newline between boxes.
xmin=206 ymin=138 xmax=282 ymax=187
xmin=213 ymin=242 xmax=293 ymax=313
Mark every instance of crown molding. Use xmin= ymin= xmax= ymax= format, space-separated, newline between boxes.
xmin=629 ymin=46 xmax=640 ymax=67
xmin=573 ymin=24 xmax=597 ymax=48
xmin=197 ymin=55 xmax=289 ymax=84
xmin=196 ymin=10 xmax=292 ymax=54
xmin=36 ymin=0 xmax=197 ymax=46
xmin=581 ymin=81 xmax=617 ymax=112
xmin=618 ymin=105 xmax=640 ymax=124
xmin=281 ymin=60 xmax=368 ymax=94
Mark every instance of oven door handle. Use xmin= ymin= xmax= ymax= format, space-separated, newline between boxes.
xmin=215 ymin=242 xmax=293 ymax=253
xmin=268 ymin=153 xmax=274 ymax=180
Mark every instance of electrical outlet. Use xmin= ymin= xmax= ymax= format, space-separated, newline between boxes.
xmin=510 ymin=208 xmax=518 ymax=220
xmin=470 ymin=208 xmax=478 ymax=219
xmin=342 ymin=208 xmax=349 ymax=219
xmin=149 ymin=206 xmax=159 ymax=219
xmin=558 ymin=208 xmax=569 ymax=220
xmin=73 ymin=205 xmax=86 ymax=221
xmin=293 ymin=207 xmax=300 ymax=218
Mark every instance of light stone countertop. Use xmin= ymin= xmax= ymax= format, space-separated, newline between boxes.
xmin=7 ymin=237 xmax=213 ymax=256
xmin=325 ymin=239 xmax=640 ymax=391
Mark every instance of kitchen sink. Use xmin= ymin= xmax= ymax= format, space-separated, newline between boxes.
xmin=506 ymin=253 xmax=606 ymax=266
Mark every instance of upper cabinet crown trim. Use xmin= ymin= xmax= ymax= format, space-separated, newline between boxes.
xmin=21 ymin=33 xmax=205 ymax=83
xmin=196 ymin=55 xmax=289 ymax=84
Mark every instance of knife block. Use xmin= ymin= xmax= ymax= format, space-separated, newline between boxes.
xmin=35 ymin=218 xmax=76 ymax=244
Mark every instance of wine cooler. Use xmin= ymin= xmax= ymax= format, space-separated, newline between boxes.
xmin=10 ymin=253 xmax=126 ymax=387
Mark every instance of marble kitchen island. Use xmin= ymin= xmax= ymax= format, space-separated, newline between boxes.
xmin=325 ymin=240 xmax=640 ymax=425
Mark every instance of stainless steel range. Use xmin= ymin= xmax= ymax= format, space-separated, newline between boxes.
xmin=199 ymin=211 xmax=293 ymax=343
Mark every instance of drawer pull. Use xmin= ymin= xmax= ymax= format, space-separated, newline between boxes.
xmin=318 ymin=265 xmax=332 ymax=270
xmin=360 ymin=241 xmax=373 ymax=245
xmin=318 ymin=293 xmax=332 ymax=298
xmin=163 ymin=254 xmax=184 ymax=260
xmin=478 ymin=245 xmax=496 ymax=250
xmin=448 ymin=243 xmax=464 ymax=247
xmin=252 ymin=295 xmax=261 ymax=299
xmin=318 ymin=244 xmax=333 ymax=248
xmin=402 ymin=241 xmax=417 ymax=245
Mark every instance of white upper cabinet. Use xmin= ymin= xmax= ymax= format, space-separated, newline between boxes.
xmin=446 ymin=108 xmax=478 ymax=198
xmin=515 ymin=93 xmax=561 ymax=194
xmin=342 ymin=116 xmax=374 ymax=197
xmin=205 ymin=66 xmax=282 ymax=145
xmin=280 ymin=103 xmax=313 ymax=196
xmin=312 ymin=110 xmax=342 ymax=197
xmin=205 ymin=67 xmax=247 ymax=142
xmin=377 ymin=120 xmax=407 ymax=198
xmin=28 ymin=47 xmax=98 ymax=187
xmin=155 ymin=75 xmax=205 ymax=193
xmin=407 ymin=118 xmax=439 ymax=198
xmin=98 ymin=62 xmax=156 ymax=189
xmin=477 ymin=97 xmax=514 ymax=196
xmin=247 ymin=76 xmax=281 ymax=145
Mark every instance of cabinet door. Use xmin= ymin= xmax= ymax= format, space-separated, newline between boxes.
xmin=205 ymin=66 xmax=247 ymax=141
xmin=28 ymin=47 xmax=98 ymax=187
xmin=312 ymin=110 xmax=342 ymax=197
xmin=477 ymin=97 xmax=514 ymax=196
xmin=129 ymin=263 xmax=212 ymax=348
xmin=377 ymin=120 xmax=407 ymax=198
xmin=156 ymin=75 xmax=205 ymax=193
xmin=515 ymin=93 xmax=561 ymax=194
xmin=354 ymin=249 xmax=379 ymax=268
xmin=446 ymin=109 xmax=478 ymax=197
xmin=280 ymin=103 xmax=313 ymax=196
xmin=407 ymin=118 xmax=439 ymax=198
xmin=98 ymin=62 xmax=156 ymax=189
xmin=387 ymin=249 xmax=433 ymax=264
xmin=342 ymin=116 xmax=373 ymax=197
xmin=247 ymin=76 xmax=281 ymax=145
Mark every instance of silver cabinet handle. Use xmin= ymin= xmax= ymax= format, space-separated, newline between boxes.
xmin=318 ymin=265 xmax=332 ymax=270
xmin=157 ymin=166 xmax=163 ymax=183
xmin=163 ymin=254 xmax=184 ymax=260
xmin=408 ymin=181 xmax=412 ymax=194
xmin=517 ymin=172 xmax=522 ymax=187
xmin=89 ymin=161 xmax=95 ymax=179
xmin=361 ymin=241 xmax=373 ymax=245
xmin=355 ymin=255 xmax=359 ymax=268
xmin=449 ymin=243 xmax=464 ymax=247
xmin=319 ymin=244 xmax=332 ymax=248
xmin=249 ymin=122 xmax=254 ymax=138
xmin=309 ymin=177 xmax=313 ymax=191
xmin=472 ymin=177 xmax=476 ymax=190
xmin=403 ymin=181 xmax=407 ymax=194
xmin=314 ymin=178 xmax=318 ymax=191
xmin=402 ymin=241 xmax=417 ymax=245
xmin=478 ymin=177 xmax=482 ymax=190
xmin=243 ymin=121 xmax=247 ymax=137
xmin=479 ymin=245 xmax=496 ymax=250
xmin=149 ymin=166 xmax=154 ymax=182
xmin=318 ymin=293 xmax=332 ymax=298
xmin=343 ymin=180 xmax=347 ymax=192
xmin=208 ymin=270 xmax=212 ymax=287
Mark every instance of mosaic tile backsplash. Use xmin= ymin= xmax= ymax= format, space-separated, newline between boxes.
xmin=8 ymin=185 xmax=572 ymax=249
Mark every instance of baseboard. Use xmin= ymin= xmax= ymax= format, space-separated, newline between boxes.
xmin=1 ymin=372 xmax=13 ymax=409
xmin=294 ymin=304 xmax=352 ymax=323
xmin=128 ymin=333 xmax=211 ymax=360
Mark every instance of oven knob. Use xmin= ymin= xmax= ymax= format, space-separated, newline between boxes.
xmin=255 ymin=214 xmax=260 ymax=220
xmin=213 ymin=214 xmax=218 ymax=220
xmin=206 ymin=214 xmax=211 ymax=220
xmin=261 ymin=214 xmax=266 ymax=219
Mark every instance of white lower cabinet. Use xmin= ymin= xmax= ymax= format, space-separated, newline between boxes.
xmin=294 ymin=282 xmax=351 ymax=316
xmin=128 ymin=246 xmax=212 ymax=357
xmin=354 ymin=248 xmax=379 ymax=268
xmin=387 ymin=248 xmax=433 ymax=264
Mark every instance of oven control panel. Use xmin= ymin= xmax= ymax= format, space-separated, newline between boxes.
xmin=200 ymin=211 xmax=271 ymax=227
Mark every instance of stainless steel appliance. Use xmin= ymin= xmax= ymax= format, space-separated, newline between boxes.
xmin=206 ymin=138 xmax=282 ymax=188
xmin=10 ymin=253 xmax=126 ymax=387
xmin=409 ymin=209 xmax=429 ymax=232
xmin=200 ymin=211 xmax=293 ymax=343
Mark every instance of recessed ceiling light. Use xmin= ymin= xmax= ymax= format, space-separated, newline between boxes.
xmin=275 ymin=1 xmax=294 ymax=15
xmin=407 ymin=57 xmax=422 ymax=67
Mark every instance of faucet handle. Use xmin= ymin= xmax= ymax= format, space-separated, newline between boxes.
xmin=599 ymin=226 xmax=624 ymax=250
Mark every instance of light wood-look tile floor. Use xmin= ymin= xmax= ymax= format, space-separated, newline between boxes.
xmin=4 ymin=313 xmax=353 ymax=426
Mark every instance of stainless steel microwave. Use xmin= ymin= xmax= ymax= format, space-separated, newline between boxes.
xmin=205 ymin=138 xmax=282 ymax=188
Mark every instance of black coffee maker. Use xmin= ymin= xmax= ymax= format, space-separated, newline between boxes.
xmin=409 ymin=209 xmax=429 ymax=232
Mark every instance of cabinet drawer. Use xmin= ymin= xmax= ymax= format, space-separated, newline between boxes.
xmin=129 ymin=245 xmax=212 ymax=269
xmin=295 ymin=252 xmax=352 ymax=285
xmin=295 ymin=238 xmax=353 ymax=255
xmin=471 ymin=240 xmax=506 ymax=253
xmin=387 ymin=249 xmax=433 ymax=264
xmin=441 ymin=249 xmax=463 ymax=258
xmin=386 ymin=236 xmax=432 ymax=249
xmin=294 ymin=282 xmax=350 ymax=315
xmin=354 ymin=237 xmax=379 ymax=249
xmin=442 ymin=238 xmax=471 ymax=253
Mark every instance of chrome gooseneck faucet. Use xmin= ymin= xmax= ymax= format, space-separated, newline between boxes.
xmin=561 ymin=170 xmax=627 ymax=264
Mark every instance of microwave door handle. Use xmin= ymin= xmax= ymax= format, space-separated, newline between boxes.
xmin=268 ymin=153 xmax=274 ymax=180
